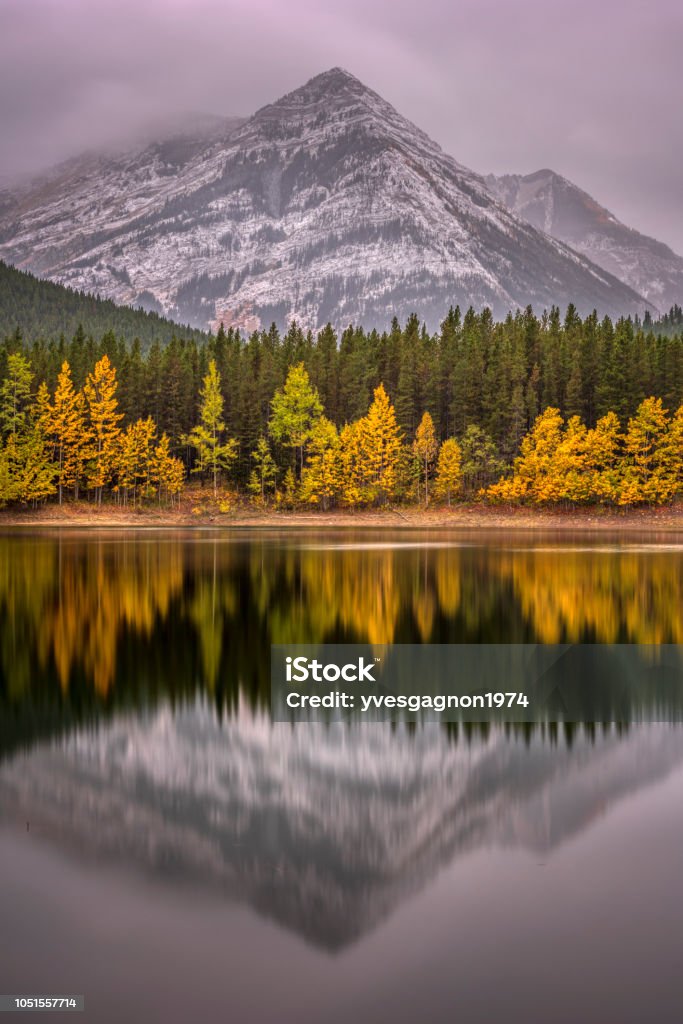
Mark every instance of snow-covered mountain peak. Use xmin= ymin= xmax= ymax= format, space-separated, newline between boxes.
xmin=272 ymin=66 xmax=369 ymax=101
xmin=0 ymin=73 xmax=654 ymax=331
xmin=244 ymin=66 xmax=445 ymax=163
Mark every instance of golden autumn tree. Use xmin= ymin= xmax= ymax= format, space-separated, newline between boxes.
xmin=661 ymin=404 xmax=683 ymax=499
xmin=619 ymin=397 xmax=673 ymax=505
xmin=585 ymin=411 xmax=623 ymax=504
xmin=0 ymin=441 xmax=19 ymax=507
xmin=116 ymin=417 xmax=157 ymax=505
xmin=338 ymin=421 xmax=364 ymax=507
xmin=152 ymin=433 xmax=185 ymax=505
xmin=83 ymin=355 xmax=123 ymax=504
xmin=433 ymin=438 xmax=462 ymax=506
xmin=486 ymin=407 xmax=564 ymax=503
xmin=553 ymin=416 xmax=591 ymax=502
xmin=187 ymin=359 xmax=237 ymax=498
xmin=43 ymin=361 xmax=89 ymax=503
xmin=356 ymin=384 xmax=403 ymax=505
xmin=413 ymin=411 xmax=438 ymax=505
xmin=16 ymin=423 xmax=56 ymax=505
xmin=300 ymin=415 xmax=341 ymax=509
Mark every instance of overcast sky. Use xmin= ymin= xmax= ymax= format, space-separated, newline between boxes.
xmin=2 ymin=0 xmax=682 ymax=251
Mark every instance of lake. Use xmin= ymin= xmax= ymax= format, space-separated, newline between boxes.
xmin=1 ymin=529 xmax=683 ymax=1023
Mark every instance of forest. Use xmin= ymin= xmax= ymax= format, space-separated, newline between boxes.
xmin=1 ymin=302 xmax=682 ymax=510
xmin=0 ymin=260 xmax=207 ymax=348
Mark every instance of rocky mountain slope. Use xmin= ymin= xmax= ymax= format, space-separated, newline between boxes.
xmin=487 ymin=168 xmax=683 ymax=314
xmin=0 ymin=69 xmax=652 ymax=332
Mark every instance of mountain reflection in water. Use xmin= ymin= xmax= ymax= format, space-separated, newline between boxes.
xmin=2 ymin=705 xmax=683 ymax=950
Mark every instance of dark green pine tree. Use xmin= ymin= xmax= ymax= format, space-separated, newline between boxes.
xmin=436 ymin=306 xmax=461 ymax=438
xmin=541 ymin=306 xmax=563 ymax=409
xmin=310 ymin=323 xmax=339 ymax=423
xmin=144 ymin=341 xmax=165 ymax=428
xmin=119 ymin=338 xmax=145 ymax=423
xmin=595 ymin=316 xmax=620 ymax=418
xmin=395 ymin=313 xmax=421 ymax=435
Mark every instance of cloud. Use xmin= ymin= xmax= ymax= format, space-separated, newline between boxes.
xmin=0 ymin=0 xmax=681 ymax=252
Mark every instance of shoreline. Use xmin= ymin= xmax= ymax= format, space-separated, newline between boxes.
xmin=2 ymin=503 xmax=683 ymax=532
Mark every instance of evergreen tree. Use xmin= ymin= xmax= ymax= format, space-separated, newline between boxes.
xmin=0 ymin=353 xmax=33 ymax=440
xmin=459 ymin=425 xmax=503 ymax=495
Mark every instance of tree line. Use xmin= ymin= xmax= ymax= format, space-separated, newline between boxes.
xmin=1 ymin=303 xmax=682 ymax=509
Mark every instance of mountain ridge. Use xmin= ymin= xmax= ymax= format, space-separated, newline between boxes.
xmin=487 ymin=168 xmax=683 ymax=313
xmin=0 ymin=68 xmax=654 ymax=331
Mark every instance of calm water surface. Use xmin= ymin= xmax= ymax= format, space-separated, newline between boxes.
xmin=1 ymin=529 xmax=682 ymax=1023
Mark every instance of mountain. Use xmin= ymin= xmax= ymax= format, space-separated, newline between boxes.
xmin=0 ymin=69 xmax=652 ymax=333
xmin=487 ymin=169 xmax=683 ymax=315
xmin=0 ymin=260 xmax=208 ymax=348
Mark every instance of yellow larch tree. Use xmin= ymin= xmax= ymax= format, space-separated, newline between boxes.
xmin=585 ymin=411 xmax=623 ymax=504
xmin=486 ymin=407 xmax=564 ymax=503
xmin=433 ymin=437 xmax=462 ymax=506
xmin=152 ymin=433 xmax=185 ymax=506
xmin=300 ymin=415 xmax=341 ymax=510
xmin=83 ymin=355 xmax=123 ymax=504
xmin=553 ymin=416 xmax=591 ymax=502
xmin=338 ymin=421 xmax=364 ymax=507
xmin=356 ymin=383 xmax=403 ymax=505
xmin=116 ymin=417 xmax=157 ymax=505
xmin=619 ymin=397 xmax=673 ymax=505
xmin=662 ymin=404 xmax=683 ymax=499
xmin=45 ymin=361 xmax=90 ymax=503
xmin=413 ymin=411 xmax=438 ymax=505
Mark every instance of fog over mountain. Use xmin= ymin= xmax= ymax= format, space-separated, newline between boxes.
xmin=3 ymin=0 xmax=681 ymax=255
xmin=0 ymin=69 xmax=654 ymax=333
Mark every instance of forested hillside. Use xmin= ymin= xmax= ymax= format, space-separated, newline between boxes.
xmin=0 ymin=261 xmax=207 ymax=349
